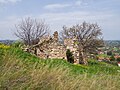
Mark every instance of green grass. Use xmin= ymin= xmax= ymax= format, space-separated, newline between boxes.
xmin=0 ymin=46 xmax=120 ymax=90
xmin=97 ymin=54 xmax=110 ymax=58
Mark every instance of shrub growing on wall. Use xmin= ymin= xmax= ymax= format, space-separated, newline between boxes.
xmin=66 ymin=49 xmax=74 ymax=63
xmin=110 ymin=55 xmax=115 ymax=61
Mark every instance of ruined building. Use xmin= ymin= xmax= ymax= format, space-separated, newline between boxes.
xmin=31 ymin=31 xmax=79 ymax=63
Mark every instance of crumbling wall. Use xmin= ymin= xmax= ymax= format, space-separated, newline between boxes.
xmin=64 ymin=38 xmax=79 ymax=63
xmin=35 ymin=31 xmax=66 ymax=59
xmin=32 ymin=31 xmax=79 ymax=63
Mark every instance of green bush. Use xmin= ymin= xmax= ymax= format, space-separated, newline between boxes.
xmin=117 ymin=57 xmax=120 ymax=62
xmin=66 ymin=49 xmax=74 ymax=63
xmin=107 ymin=51 xmax=112 ymax=56
xmin=110 ymin=55 xmax=115 ymax=61
xmin=88 ymin=59 xmax=99 ymax=65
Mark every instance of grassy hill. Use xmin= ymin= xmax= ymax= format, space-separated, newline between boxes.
xmin=0 ymin=44 xmax=120 ymax=90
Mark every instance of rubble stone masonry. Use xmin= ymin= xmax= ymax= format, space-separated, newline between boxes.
xmin=31 ymin=31 xmax=79 ymax=63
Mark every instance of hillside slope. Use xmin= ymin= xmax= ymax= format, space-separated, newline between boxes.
xmin=0 ymin=45 xmax=120 ymax=90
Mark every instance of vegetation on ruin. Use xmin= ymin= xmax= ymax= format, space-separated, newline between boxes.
xmin=66 ymin=49 xmax=74 ymax=63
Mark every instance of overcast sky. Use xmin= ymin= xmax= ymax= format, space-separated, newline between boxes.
xmin=0 ymin=0 xmax=120 ymax=40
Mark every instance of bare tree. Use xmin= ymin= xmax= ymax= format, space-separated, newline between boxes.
xmin=15 ymin=17 xmax=49 ymax=46
xmin=61 ymin=22 xmax=104 ymax=65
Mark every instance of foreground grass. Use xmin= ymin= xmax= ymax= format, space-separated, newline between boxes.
xmin=0 ymin=47 xmax=120 ymax=90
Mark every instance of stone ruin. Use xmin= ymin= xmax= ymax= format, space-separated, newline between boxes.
xmin=30 ymin=31 xmax=79 ymax=64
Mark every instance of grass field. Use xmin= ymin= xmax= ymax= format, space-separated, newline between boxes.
xmin=0 ymin=45 xmax=120 ymax=90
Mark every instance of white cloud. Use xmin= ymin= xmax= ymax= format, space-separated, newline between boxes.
xmin=39 ymin=11 xmax=114 ymax=24
xmin=44 ymin=0 xmax=85 ymax=10
xmin=75 ymin=0 xmax=82 ymax=6
xmin=0 ymin=0 xmax=21 ymax=4
xmin=44 ymin=3 xmax=71 ymax=10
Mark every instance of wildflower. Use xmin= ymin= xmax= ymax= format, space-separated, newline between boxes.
xmin=0 ymin=44 xmax=10 ymax=49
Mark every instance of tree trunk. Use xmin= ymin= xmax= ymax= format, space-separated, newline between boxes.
xmin=78 ymin=47 xmax=88 ymax=65
xmin=81 ymin=51 xmax=88 ymax=65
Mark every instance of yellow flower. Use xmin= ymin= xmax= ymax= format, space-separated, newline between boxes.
xmin=0 ymin=44 xmax=10 ymax=49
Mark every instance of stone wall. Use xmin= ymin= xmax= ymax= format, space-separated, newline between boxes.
xmin=64 ymin=38 xmax=79 ymax=63
xmin=32 ymin=31 xmax=79 ymax=63
xmin=34 ymin=31 xmax=66 ymax=59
